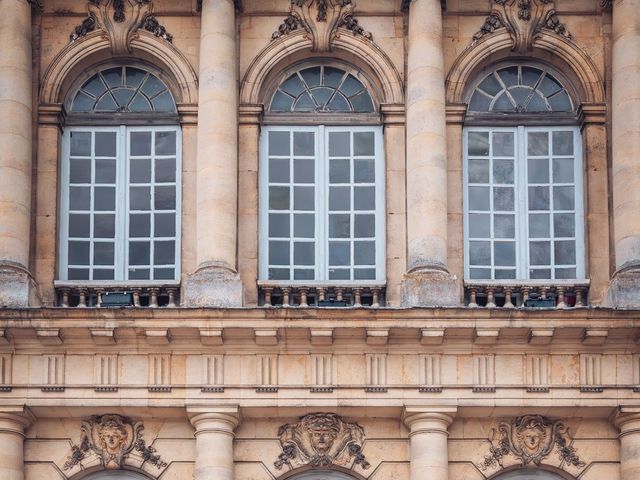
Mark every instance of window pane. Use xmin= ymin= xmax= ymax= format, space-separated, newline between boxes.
xmin=528 ymin=186 xmax=550 ymax=210
xmin=329 ymin=187 xmax=350 ymax=211
xmin=294 ymin=269 xmax=315 ymax=280
xmin=553 ymin=158 xmax=574 ymax=183
xmin=95 ymin=132 xmax=117 ymax=157
xmin=129 ymin=268 xmax=150 ymax=280
xmin=329 ymin=214 xmax=350 ymax=238
xmin=269 ymin=213 xmax=290 ymax=238
xmin=130 ymin=159 xmax=152 ymax=183
xmin=70 ymin=186 xmax=91 ymax=210
xmin=130 ymin=214 xmax=151 ymax=237
xmin=269 ymin=241 xmax=289 ymax=265
xmin=153 ymin=92 xmax=175 ymax=113
xmin=155 ymin=186 xmax=176 ymax=210
xmin=354 ymin=159 xmax=375 ymax=183
xmin=468 ymin=159 xmax=489 ymax=183
xmin=529 ymin=214 xmax=550 ymax=238
xmin=552 ymin=131 xmax=573 ymax=155
xmin=155 ymin=158 xmax=176 ymax=183
xmin=494 ymin=214 xmax=515 ymax=238
xmin=354 ymin=214 xmax=375 ymax=237
xmin=469 ymin=241 xmax=491 ymax=265
xmin=555 ymin=267 xmax=576 ymax=279
xmin=94 ymin=269 xmax=115 ymax=280
xmin=493 ymin=159 xmax=514 ymax=184
xmin=130 ymin=132 xmax=152 ymax=156
xmin=468 ymin=186 xmax=490 ymax=211
xmin=553 ymin=186 xmax=575 ymax=210
xmin=293 ymin=186 xmax=314 ymax=210
xmin=330 ymin=160 xmax=350 ymax=183
xmin=68 ymin=268 xmax=90 ymax=280
xmin=154 ymin=213 xmax=176 ymax=237
xmin=329 ymin=269 xmax=351 ymax=280
xmin=294 ymin=214 xmax=314 ymax=238
xmin=269 ymin=158 xmax=290 ymax=183
xmin=294 ymin=159 xmax=314 ymax=183
xmin=293 ymin=132 xmax=314 ymax=156
xmin=69 ymin=241 xmax=90 ymax=265
xmin=530 ymin=241 xmax=551 ymax=265
xmin=96 ymin=159 xmax=116 ymax=183
xmin=554 ymin=240 xmax=576 ymax=264
xmin=495 ymin=269 xmax=516 ymax=279
xmin=70 ymin=132 xmax=91 ymax=156
xmin=129 ymin=242 xmax=150 ymax=265
xmin=156 ymin=131 xmax=176 ymax=155
xmin=354 ymin=241 xmax=375 ymax=265
xmin=494 ymin=242 xmax=515 ymax=266
xmin=329 ymin=132 xmax=350 ymax=156
xmin=528 ymin=158 xmax=549 ymax=183
xmin=528 ymin=132 xmax=549 ymax=155
xmin=294 ymin=242 xmax=314 ymax=265
xmin=354 ymin=132 xmax=375 ymax=156
xmin=69 ymin=214 xmax=90 ymax=238
xmin=154 ymin=240 xmax=175 ymax=265
xmin=530 ymin=268 xmax=551 ymax=279
xmin=469 ymin=268 xmax=491 ymax=279
xmin=94 ymin=187 xmax=115 ymax=211
xmin=468 ymin=131 xmax=489 ymax=156
xmin=155 ymin=268 xmax=175 ymax=280
xmin=70 ymin=159 xmax=91 ymax=184
xmin=553 ymin=213 xmax=575 ymax=237
xmin=94 ymin=214 xmax=115 ymax=238
xmin=329 ymin=242 xmax=350 ymax=266
xmin=493 ymin=187 xmax=514 ymax=211
xmin=269 ymin=186 xmax=289 ymax=210
xmin=269 ymin=131 xmax=290 ymax=156
xmin=130 ymin=186 xmax=151 ymax=210
xmin=469 ymin=213 xmax=490 ymax=238
xmin=269 ymin=268 xmax=290 ymax=280
xmin=354 ymin=187 xmax=375 ymax=210
xmin=94 ymin=242 xmax=114 ymax=266
xmin=354 ymin=268 xmax=376 ymax=280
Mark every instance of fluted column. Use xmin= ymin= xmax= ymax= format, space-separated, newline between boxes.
xmin=189 ymin=408 xmax=239 ymax=480
xmin=0 ymin=0 xmax=35 ymax=307
xmin=614 ymin=410 xmax=640 ymax=480
xmin=401 ymin=0 xmax=458 ymax=306
xmin=0 ymin=409 xmax=33 ymax=480
xmin=609 ymin=0 xmax=640 ymax=306
xmin=185 ymin=0 xmax=243 ymax=306
xmin=403 ymin=407 xmax=456 ymax=480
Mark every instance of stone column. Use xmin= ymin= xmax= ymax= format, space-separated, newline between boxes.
xmin=614 ymin=410 xmax=640 ymax=480
xmin=189 ymin=407 xmax=239 ymax=480
xmin=609 ymin=0 xmax=640 ymax=306
xmin=184 ymin=0 xmax=242 ymax=307
xmin=0 ymin=409 xmax=33 ymax=480
xmin=0 ymin=0 xmax=36 ymax=307
xmin=401 ymin=0 xmax=458 ymax=306
xmin=403 ymin=407 xmax=456 ymax=480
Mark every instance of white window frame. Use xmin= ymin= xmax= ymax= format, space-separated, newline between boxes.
xmin=259 ymin=125 xmax=386 ymax=283
xmin=59 ymin=125 xmax=182 ymax=283
xmin=463 ymin=125 xmax=584 ymax=280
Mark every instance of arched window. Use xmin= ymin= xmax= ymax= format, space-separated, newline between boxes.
xmin=59 ymin=65 xmax=181 ymax=283
xmin=490 ymin=469 xmax=573 ymax=480
xmin=260 ymin=63 xmax=384 ymax=285
xmin=80 ymin=471 xmax=152 ymax=480
xmin=463 ymin=62 xmax=584 ymax=281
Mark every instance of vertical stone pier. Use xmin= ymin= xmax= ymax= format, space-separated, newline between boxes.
xmin=608 ymin=0 xmax=640 ymax=306
xmin=184 ymin=0 xmax=243 ymax=306
xmin=0 ymin=0 xmax=36 ymax=307
xmin=614 ymin=409 xmax=640 ymax=480
xmin=401 ymin=0 xmax=459 ymax=306
xmin=189 ymin=407 xmax=239 ymax=480
xmin=0 ymin=408 xmax=33 ymax=480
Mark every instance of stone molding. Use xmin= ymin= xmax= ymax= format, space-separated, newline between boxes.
xmin=403 ymin=407 xmax=457 ymax=435
xmin=274 ymin=413 xmax=370 ymax=471
xmin=188 ymin=406 xmax=240 ymax=436
xmin=0 ymin=407 xmax=35 ymax=437
xmin=613 ymin=408 xmax=640 ymax=437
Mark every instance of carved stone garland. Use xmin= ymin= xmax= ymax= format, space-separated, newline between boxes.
xmin=274 ymin=413 xmax=371 ymax=471
xmin=472 ymin=0 xmax=571 ymax=52
xmin=63 ymin=414 xmax=168 ymax=471
xmin=272 ymin=0 xmax=372 ymax=52
xmin=70 ymin=0 xmax=174 ymax=52
xmin=478 ymin=415 xmax=585 ymax=471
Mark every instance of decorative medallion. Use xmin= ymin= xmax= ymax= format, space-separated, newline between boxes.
xmin=70 ymin=1 xmax=174 ymax=53
xmin=478 ymin=415 xmax=585 ymax=471
xmin=272 ymin=0 xmax=371 ymax=52
xmin=63 ymin=414 xmax=167 ymax=471
xmin=274 ymin=413 xmax=370 ymax=471
xmin=472 ymin=0 xmax=571 ymax=52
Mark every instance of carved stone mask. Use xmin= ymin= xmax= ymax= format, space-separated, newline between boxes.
xmin=517 ymin=419 xmax=547 ymax=454
xmin=99 ymin=421 xmax=127 ymax=453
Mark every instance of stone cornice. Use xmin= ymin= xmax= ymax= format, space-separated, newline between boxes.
xmin=196 ymin=0 xmax=243 ymax=13
xmin=401 ymin=0 xmax=447 ymax=13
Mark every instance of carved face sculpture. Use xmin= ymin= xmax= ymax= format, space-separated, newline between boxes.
xmin=517 ymin=418 xmax=547 ymax=455
xmin=303 ymin=415 xmax=341 ymax=454
xmin=99 ymin=420 xmax=128 ymax=454
xmin=309 ymin=428 xmax=338 ymax=453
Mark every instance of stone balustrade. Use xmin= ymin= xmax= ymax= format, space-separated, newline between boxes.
xmin=257 ymin=282 xmax=386 ymax=307
xmin=54 ymin=282 xmax=180 ymax=308
xmin=464 ymin=280 xmax=590 ymax=308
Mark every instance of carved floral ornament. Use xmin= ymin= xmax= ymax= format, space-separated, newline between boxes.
xmin=272 ymin=0 xmax=372 ymax=53
xmin=478 ymin=415 xmax=585 ymax=472
xmin=70 ymin=0 xmax=174 ymax=53
xmin=472 ymin=0 xmax=571 ymax=53
xmin=274 ymin=413 xmax=371 ymax=471
xmin=63 ymin=414 xmax=167 ymax=471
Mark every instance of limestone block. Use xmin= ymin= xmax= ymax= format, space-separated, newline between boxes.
xmin=401 ymin=270 xmax=460 ymax=306
xmin=607 ymin=269 xmax=640 ymax=308
xmin=449 ymin=463 xmax=485 ymax=480
xmin=24 ymin=463 xmax=64 ymax=480
xmin=580 ymin=463 xmax=621 ymax=480
xmin=235 ymin=462 xmax=273 ymax=480
xmin=184 ymin=267 xmax=243 ymax=307
xmin=495 ymin=355 xmax=523 ymax=385
xmin=0 ymin=267 xmax=39 ymax=307
xmin=119 ymin=355 xmax=148 ymax=385
xmin=365 ymin=460 xmax=409 ymax=480
xmin=157 ymin=463 xmax=195 ymax=480
xmin=550 ymin=355 xmax=580 ymax=385
xmin=64 ymin=355 xmax=93 ymax=385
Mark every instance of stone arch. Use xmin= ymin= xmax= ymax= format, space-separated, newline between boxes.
xmin=446 ymin=31 xmax=605 ymax=107
xmin=71 ymin=467 xmax=155 ymax=480
xmin=40 ymin=30 xmax=198 ymax=108
xmin=277 ymin=465 xmax=368 ymax=480
xmin=240 ymin=30 xmax=404 ymax=108
xmin=488 ymin=466 xmax=578 ymax=480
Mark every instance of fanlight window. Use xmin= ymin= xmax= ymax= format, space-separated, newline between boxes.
xmin=469 ymin=66 xmax=573 ymax=113
xmin=71 ymin=66 xmax=176 ymax=113
xmin=270 ymin=66 xmax=375 ymax=113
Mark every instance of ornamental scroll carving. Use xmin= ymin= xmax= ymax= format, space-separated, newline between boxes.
xmin=63 ymin=414 xmax=167 ymax=471
xmin=472 ymin=0 xmax=571 ymax=52
xmin=70 ymin=1 xmax=174 ymax=53
xmin=274 ymin=413 xmax=371 ymax=471
xmin=478 ymin=415 xmax=585 ymax=471
xmin=272 ymin=0 xmax=372 ymax=52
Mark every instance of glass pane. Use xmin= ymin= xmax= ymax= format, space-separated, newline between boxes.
xmin=494 ymin=242 xmax=515 ymax=266
xmin=154 ymin=268 xmax=175 ymax=280
xmin=294 ymin=242 xmax=314 ymax=266
xmin=95 ymin=132 xmax=117 ymax=157
xmin=269 ymin=186 xmax=289 ymax=210
xmin=493 ymin=159 xmax=514 ymax=184
xmin=70 ymin=132 xmax=91 ymax=156
xmin=70 ymin=159 xmax=91 ymax=184
xmin=553 ymin=213 xmax=575 ymax=237
xmin=554 ymin=240 xmax=576 ymax=264
xmin=553 ymin=158 xmax=574 ymax=183
xmin=530 ymin=269 xmax=551 ymax=279
xmin=468 ymin=92 xmax=491 ymax=112
xmin=271 ymin=92 xmax=293 ymax=112
xmin=269 ymin=213 xmax=290 ymax=238
xmin=154 ymin=240 xmax=175 ymax=264
xmin=93 ymin=269 xmax=115 ymax=280
xmin=529 ymin=186 xmax=550 ymax=210
xmin=330 ymin=160 xmax=350 ymax=183
xmin=469 ymin=241 xmax=491 ymax=266
xmin=552 ymin=131 xmax=573 ymax=155
xmin=82 ymin=75 xmax=107 ymax=97
xmin=156 ymin=131 xmax=177 ymax=155
xmin=269 ymin=158 xmax=289 ymax=183
xmin=354 ymin=132 xmax=375 ymax=156
xmin=129 ymin=242 xmax=150 ymax=265
xmin=94 ymin=242 xmax=114 ymax=266
xmin=354 ymin=269 xmax=376 ymax=280
xmin=354 ymin=187 xmax=375 ymax=210
xmin=350 ymin=91 xmax=374 ymax=112
xmin=468 ymin=186 xmax=490 ymax=211
xmin=469 ymin=213 xmax=490 ymax=238
xmin=280 ymin=74 xmax=305 ymax=96
xmin=294 ymin=159 xmax=314 ymax=183
xmin=528 ymin=132 xmax=549 ymax=156
xmin=327 ymin=94 xmax=350 ymax=112
xmin=468 ymin=159 xmax=490 ymax=183
xmin=130 ymin=132 xmax=152 ymax=156
xmin=269 ymin=268 xmax=290 ymax=280
xmin=495 ymin=269 xmax=516 ymax=279
xmin=69 ymin=214 xmax=90 ymax=238
xmin=354 ymin=159 xmax=375 ymax=183
xmin=494 ymin=214 xmax=515 ymax=239
xmin=530 ymin=241 xmax=551 ymax=265
xmin=68 ymin=241 xmax=90 ymax=265
xmin=68 ymin=268 xmax=89 ymax=280
xmin=354 ymin=214 xmax=375 ymax=237
xmin=72 ymin=92 xmax=94 ymax=112
xmin=294 ymin=92 xmax=315 ymax=112
xmin=529 ymin=214 xmax=550 ymax=238
xmin=324 ymin=67 xmax=345 ymax=88
xmin=300 ymin=67 xmax=321 ymax=87
xmin=293 ymin=132 xmax=314 ymax=156
xmin=497 ymin=66 xmax=518 ymax=87
xmin=493 ymin=93 xmax=514 ymax=111
xmin=468 ymin=131 xmax=489 ymax=156
xmin=130 ymin=214 xmax=151 ymax=237
xmin=269 ymin=241 xmax=289 ymax=265
xmin=555 ymin=267 xmax=576 ymax=279
xmin=329 ymin=187 xmax=350 ymax=211
xmin=156 ymin=158 xmax=176 ymax=183
xmin=329 ymin=269 xmax=351 ymax=280
xmin=528 ymin=158 xmax=549 ymax=183
xmin=548 ymin=91 xmax=572 ymax=111
xmin=293 ymin=186 xmax=314 ymax=211
xmin=469 ymin=268 xmax=491 ymax=279
xmin=329 ymin=214 xmax=350 ymax=238
xmin=341 ymin=75 xmax=365 ymax=96
xmin=478 ymin=73 xmax=502 ymax=96
xmin=125 ymin=67 xmax=146 ymax=88
xmin=129 ymin=268 xmax=150 ymax=280
xmin=329 ymin=132 xmax=350 ymax=156
xmin=130 ymin=159 xmax=152 ymax=183
xmin=94 ymin=214 xmax=115 ymax=238
xmin=311 ymin=86 xmax=333 ymax=106
xmin=522 ymin=67 xmax=543 ymax=87
xmin=113 ymin=88 xmax=135 ymax=109
xmin=154 ymin=213 xmax=175 ymax=237
xmin=553 ymin=186 xmax=575 ymax=210
xmin=510 ymin=86 xmax=531 ymax=110
xmin=95 ymin=187 xmax=115 ymax=211
xmin=102 ymin=68 xmax=123 ymax=88
xmin=493 ymin=133 xmax=514 ymax=158
xmin=95 ymin=95 xmax=118 ymax=112
xmin=354 ymin=241 xmax=375 ymax=265
xmin=329 ymin=242 xmax=350 ymax=266
xmin=141 ymin=75 xmax=165 ymax=97
xmin=269 ymin=131 xmax=290 ymax=156
xmin=96 ymin=159 xmax=116 ymax=183
xmin=493 ymin=187 xmax=514 ymax=211
xmin=69 ymin=186 xmax=91 ymax=210
xmin=538 ymin=74 xmax=563 ymax=96
xmin=294 ymin=214 xmax=314 ymax=238
xmin=130 ymin=187 xmax=151 ymax=210
xmin=129 ymin=95 xmax=151 ymax=112
xmin=151 ymin=91 xmax=175 ymax=112
xmin=155 ymin=186 xmax=176 ymax=210
xmin=294 ymin=269 xmax=315 ymax=280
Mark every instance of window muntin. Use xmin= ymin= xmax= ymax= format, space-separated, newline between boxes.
xmin=71 ymin=66 xmax=176 ymax=114
xmin=260 ymin=126 xmax=385 ymax=282
xmin=60 ymin=126 xmax=181 ymax=282
xmin=464 ymin=126 xmax=584 ymax=280
xmin=468 ymin=66 xmax=573 ymax=113
xmin=269 ymin=66 xmax=375 ymax=113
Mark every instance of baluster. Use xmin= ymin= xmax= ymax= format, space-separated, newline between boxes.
xmin=503 ymin=288 xmax=514 ymax=308
xmin=149 ymin=288 xmax=159 ymax=308
xmin=575 ymin=287 xmax=584 ymax=307
xmin=335 ymin=287 xmax=344 ymax=303
xmin=317 ymin=287 xmax=326 ymax=303
xmin=96 ymin=289 xmax=104 ymax=308
xmin=60 ymin=288 xmax=70 ymax=308
xmin=282 ymin=287 xmax=291 ymax=307
xmin=78 ymin=289 xmax=87 ymax=308
xmin=522 ymin=287 xmax=530 ymax=307
xmin=263 ymin=287 xmax=273 ymax=307
xmin=371 ymin=288 xmax=380 ymax=308
xmin=486 ymin=288 xmax=496 ymax=308
xmin=299 ymin=288 xmax=309 ymax=308
xmin=556 ymin=285 xmax=566 ymax=309
xmin=167 ymin=288 xmax=177 ymax=308
xmin=540 ymin=287 xmax=548 ymax=300
xmin=132 ymin=289 xmax=141 ymax=307
xmin=353 ymin=288 xmax=362 ymax=307
xmin=468 ymin=288 xmax=478 ymax=308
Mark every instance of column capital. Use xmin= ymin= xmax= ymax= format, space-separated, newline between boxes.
xmin=612 ymin=408 xmax=640 ymax=437
xmin=402 ymin=406 xmax=457 ymax=433
xmin=0 ymin=406 xmax=35 ymax=436
xmin=188 ymin=405 xmax=240 ymax=436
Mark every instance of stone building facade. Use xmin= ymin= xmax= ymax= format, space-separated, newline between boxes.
xmin=0 ymin=0 xmax=639 ymax=479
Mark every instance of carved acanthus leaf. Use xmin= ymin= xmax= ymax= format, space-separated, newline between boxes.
xmin=271 ymin=0 xmax=372 ymax=51
xmin=274 ymin=413 xmax=370 ymax=471
xmin=70 ymin=13 xmax=98 ymax=42
xmin=141 ymin=14 xmax=173 ymax=42
xmin=478 ymin=415 xmax=585 ymax=472
xmin=472 ymin=0 xmax=571 ymax=51
xmin=63 ymin=414 xmax=167 ymax=471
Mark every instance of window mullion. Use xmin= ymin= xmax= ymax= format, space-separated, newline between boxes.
xmin=517 ymin=126 xmax=528 ymax=279
xmin=317 ymin=125 xmax=326 ymax=281
xmin=118 ymin=125 xmax=128 ymax=281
